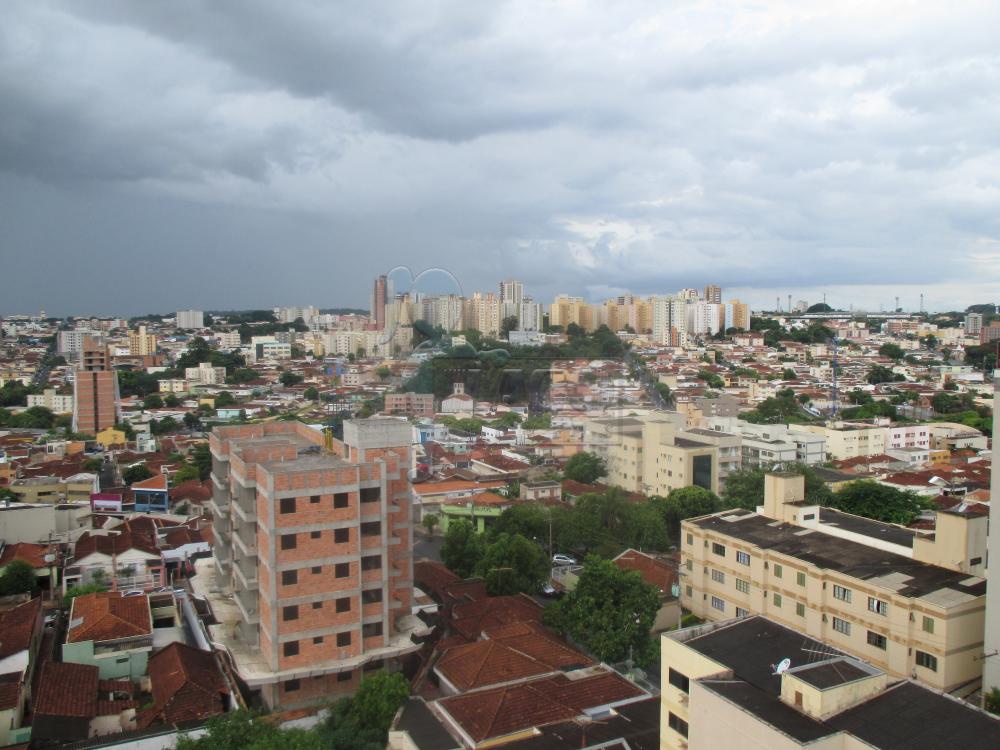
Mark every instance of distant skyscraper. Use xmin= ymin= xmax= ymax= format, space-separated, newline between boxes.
xmin=176 ymin=310 xmax=204 ymax=330
xmin=72 ymin=336 xmax=120 ymax=434
xmin=372 ymin=275 xmax=387 ymax=330
xmin=965 ymin=312 xmax=983 ymax=337
xmin=703 ymin=284 xmax=722 ymax=304
xmin=499 ymin=279 xmax=524 ymax=306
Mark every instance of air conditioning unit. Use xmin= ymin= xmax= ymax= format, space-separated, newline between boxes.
xmin=822 ymin=614 xmax=828 ymax=622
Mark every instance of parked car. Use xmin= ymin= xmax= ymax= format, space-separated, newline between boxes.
xmin=552 ymin=553 xmax=577 ymax=566
xmin=122 ymin=590 xmax=144 ymax=597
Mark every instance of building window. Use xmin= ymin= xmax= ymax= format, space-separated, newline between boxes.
xmin=711 ymin=596 xmax=725 ymax=612
xmin=970 ymin=556 xmax=983 ymax=566
xmin=868 ymin=597 xmax=888 ymax=616
xmin=337 ymin=671 xmax=352 ymax=682
xmin=281 ymin=570 xmax=297 ymax=586
xmin=312 ymin=601 xmax=322 ymax=610
xmin=796 ymin=602 xmax=805 ymax=617
xmin=280 ymin=498 xmax=295 ymax=514
xmin=335 ymin=563 xmax=350 ymax=578
xmin=310 ymin=530 xmax=322 ymax=539
xmin=668 ymin=668 xmax=690 ymax=694
xmin=867 ymin=631 xmax=887 ymax=650
xmin=285 ymin=679 xmax=300 ymax=692
xmin=796 ymin=571 xmax=806 ymax=587
xmin=361 ymin=521 xmax=381 ymax=537
xmin=312 ymin=566 xmax=322 ymax=574
xmin=833 ymin=585 xmax=852 ymax=603
xmin=773 ymin=593 xmax=782 ymax=607
xmin=736 ymin=579 xmax=750 ymax=594
xmin=832 ymin=616 xmax=851 ymax=635
xmin=685 ymin=559 xmax=693 ymax=571
xmin=773 ymin=564 xmax=783 ymax=578
xmin=685 ymin=585 xmax=692 ymax=598
xmin=337 ymin=631 xmax=352 ymax=647
xmin=736 ymin=550 xmax=750 ymax=566
xmin=922 ymin=616 xmax=934 ymax=634
xmin=362 ymin=622 xmax=383 ymax=638
xmin=668 ymin=712 xmax=689 ymax=739
xmin=283 ymin=605 xmax=298 ymax=621
xmin=280 ymin=534 xmax=296 ymax=550
xmin=711 ymin=542 xmax=726 ymax=557
xmin=711 ymin=569 xmax=725 ymax=584
xmin=310 ymin=495 xmax=321 ymax=504
xmin=686 ymin=533 xmax=693 ymax=546
xmin=736 ymin=607 xmax=749 ymax=618
xmin=362 ymin=589 xmax=383 ymax=604
xmin=313 ymin=636 xmax=323 ymax=645
xmin=916 ymin=651 xmax=938 ymax=672
xmin=334 ymin=528 xmax=350 ymax=543
xmin=283 ymin=641 xmax=299 ymax=657
xmin=336 ymin=597 xmax=351 ymax=613
xmin=802 ymin=513 xmax=815 ymax=521
xmin=361 ymin=555 xmax=381 ymax=571
xmin=360 ymin=487 xmax=380 ymax=503
xmin=334 ymin=492 xmax=349 ymax=509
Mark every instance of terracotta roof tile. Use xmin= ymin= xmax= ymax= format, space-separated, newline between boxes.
xmin=613 ymin=549 xmax=676 ymax=594
xmin=34 ymin=662 xmax=98 ymax=718
xmin=138 ymin=642 xmax=228 ymax=728
xmin=0 ymin=597 xmax=41 ymax=659
xmin=67 ymin=592 xmax=152 ymax=644
xmin=0 ymin=543 xmax=50 ymax=569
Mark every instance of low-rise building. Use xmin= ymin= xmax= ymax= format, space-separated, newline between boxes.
xmin=26 ymin=388 xmax=74 ymax=413
xmin=63 ymin=592 xmax=154 ymax=680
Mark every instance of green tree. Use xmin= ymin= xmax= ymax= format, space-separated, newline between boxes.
xmin=781 ymin=367 xmax=797 ymax=380
xmin=183 ymin=412 xmax=202 ymax=431
xmin=163 ymin=394 xmax=182 ymax=408
xmin=349 ymin=670 xmax=410 ymax=732
xmin=653 ymin=486 xmax=724 ymax=539
xmin=143 ymin=393 xmax=164 ymax=409
xmin=280 ymin=372 xmax=304 ymax=387
xmin=563 ymin=451 xmax=607 ymax=484
xmin=177 ymin=711 xmax=325 ymax=750
xmin=173 ymin=465 xmax=199 ymax=484
xmin=476 ymin=533 xmax=549 ymax=595
xmin=544 ymin=556 xmax=660 ymax=663
xmin=867 ymin=365 xmax=899 ymax=384
xmin=63 ymin=582 xmax=106 ymax=604
xmin=831 ymin=480 xmax=930 ymax=525
xmin=191 ymin=443 xmax=212 ymax=480
xmin=721 ymin=465 xmax=833 ymax=510
xmin=492 ymin=411 xmax=522 ymax=429
xmin=697 ymin=369 xmax=725 ymax=389
xmin=122 ymin=464 xmax=153 ymax=485
xmin=214 ymin=391 xmax=237 ymax=408
xmin=492 ymin=503 xmax=550 ymax=542
xmin=655 ymin=382 xmax=673 ymax=404
xmin=440 ymin=520 xmax=486 ymax=578
xmin=227 ymin=368 xmax=261 ymax=384
xmin=521 ymin=413 xmax=552 ymax=429
xmin=878 ymin=342 xmax=905 ymax=360
xmin=0 ymin=560 xmax=38 ymax=595
xmin=117 ymin=370 xmax=161 ymax=398
xmin=304 ymin=386 xmax=319 ymax=400
xmin=421 ymin=513 xmax=439 ymax=538
xmin=985 ymin=688 xmax=1000 ymax=716
xmin=501 ymin=315 xmax=519 ymax=337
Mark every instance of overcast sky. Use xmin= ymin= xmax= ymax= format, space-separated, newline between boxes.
xmin=2 ymin=1 xmax=999 ymax=317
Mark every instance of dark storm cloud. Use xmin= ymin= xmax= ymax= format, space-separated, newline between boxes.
xmin=1 ymin=0 xmax=999 ymax=315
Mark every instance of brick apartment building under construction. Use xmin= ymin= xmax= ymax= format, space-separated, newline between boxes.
xmin=205 ymin=419 xmax=425 ymax=710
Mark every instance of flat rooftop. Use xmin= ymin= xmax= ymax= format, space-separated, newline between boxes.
xmin=692 ymin=510 xmax=985 ymax=601
xmin=817 ymin=507 xmax=915 ymax=549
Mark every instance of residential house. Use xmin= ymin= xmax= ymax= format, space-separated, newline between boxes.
xmin=63 ymin=592 xmax=154 ymax=680
xmin=0 ymin=597 xmax=44 ymax=747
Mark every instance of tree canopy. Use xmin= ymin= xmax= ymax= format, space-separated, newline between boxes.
xmin=0 ymin=560 xmax=38 ymax=596
xmin=652 ymin=486 xmax=724 ymax=539
xmin=563 ymin=451 xmax=607 ymax=484
xmin=721 ymin=464 xmax=833 ymax=510
xmin=544 ymin=556 xmax=660 ymax=664
xmin=831 ymin=480 xmax=931 ymax=525
xmin=440 ymin=520 xmax=486 ymax=578
xmin=475 ymin=532 xmax=549 ymax=595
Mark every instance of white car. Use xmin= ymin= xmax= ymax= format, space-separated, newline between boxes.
xmin=552 ymin=554 xmax=577 ymax=566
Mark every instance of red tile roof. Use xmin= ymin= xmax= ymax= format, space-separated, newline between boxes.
xmin=131 ymin=473 xmax=168 ymax=491
xmin=67 ymin=592 xmax=152 ymax=643
xmin=34 ymin=661 xmax=99 ymax=718
xmin=0 ymin=597 xmax=41 ymax=659
xmin=613 ymin=549 xmax=676 ymax=594
xmin=0 ymin=542 xmax=50 ymax=570
xmin=414 ymin=560 xmax=461 ymax=600
xmin=138 ymin=642 xmax=228 ymax=728
xmin=437 ymin=669 xmax=644 ymax=743
xmin=72 ymin=531 xmax=160 ymax=562
xmin=452 ymin=594 xmax=543 ymax=640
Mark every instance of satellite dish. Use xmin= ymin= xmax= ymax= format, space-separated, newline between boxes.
xmin=773 ymin=658 xmax=791 ymax=675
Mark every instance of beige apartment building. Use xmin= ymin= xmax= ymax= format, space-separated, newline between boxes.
xmin=660 ymin=615 xmax=1000 ymax=750
xmin=585 ymin=414 xmax=720 ymax=496
xmin=680 ymin=473 xmax=987 ymax=695
xmin=790 ymin=421 xmax=885 ymax=460
xmin=127 ymin=325 xmax=158 ymax=356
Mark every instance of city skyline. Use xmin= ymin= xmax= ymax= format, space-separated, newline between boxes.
xmin=2 ymin=2 xmax=1000 ymax=315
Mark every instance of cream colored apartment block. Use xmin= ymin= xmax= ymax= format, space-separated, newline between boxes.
xmin=789 ymin=422 xmax=885 ymax=460
xmin=679 ymin=474 xmax=986 ymax=695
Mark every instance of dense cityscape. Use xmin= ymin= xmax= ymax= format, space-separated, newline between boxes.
xmin=0 ymin=277 xmax=997 ymax=748
xmin=4 ymin=2 xmax=1000 ymax=749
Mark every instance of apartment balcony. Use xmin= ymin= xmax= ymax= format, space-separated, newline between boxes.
xmin=233 ymin=555 xmax=259 ymax=589
xmin=232 ymin=492 xmax=257 ymax=523
xmin=233 ymin=529 xmax=258 ymax=557
xmin=234 ymin=588 xmax=260 ymax=625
